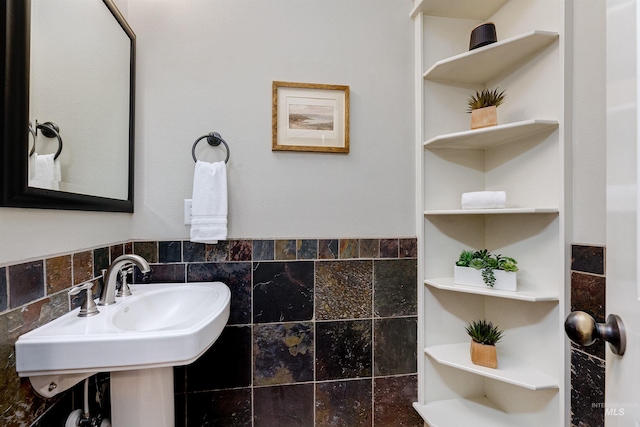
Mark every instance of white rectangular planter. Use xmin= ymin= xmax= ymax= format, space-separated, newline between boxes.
xmin=454 ymin=266 xmax=517 ymax=291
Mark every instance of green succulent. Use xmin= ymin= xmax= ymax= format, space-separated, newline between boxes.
xmin=455 ymin=250 xmax=475 ymax=267
xmin=466 ymin=88 xmax=507 ymax=112
xmin=465 ymin=319 xmax=503 ymax=345
xmin=469 ymin=258 xmax=485 ymax=269
xmin=499 ymin=257 xmax=519 ymax=272
xmin=455 ymin=249 xmax=518 ymax=287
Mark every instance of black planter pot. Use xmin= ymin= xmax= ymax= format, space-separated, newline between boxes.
xmin=469 ymin=23 xmax=497 ymax=50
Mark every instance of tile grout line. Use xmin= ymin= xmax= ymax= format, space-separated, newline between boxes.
xmin=371 ymin=256 xmax=376 ymax=427
xmin=251 ymin=245 xmax=255 ymax=427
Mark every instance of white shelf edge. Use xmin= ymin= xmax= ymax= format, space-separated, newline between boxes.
xmin=413 ymin=397 xmax=525 ymax=427
xmin=424 ymin=208 xmax=559 ymax=215
xmin=424 ymin=277 xmax=559 ymax=302
xmin=423 ymin=30 xmax=559 ymax=84
xmin=423 ymin=120 xmax=559 ymax=149
xmin=425 ymin=343 xmax=559 ymax=391
xmin=410 ymin=0 xmax=509 ymax=20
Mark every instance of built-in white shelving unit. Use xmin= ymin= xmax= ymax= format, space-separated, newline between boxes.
xmin=413 ymin=397 xmax=524 ymax=427
xmin=424 ymin=208 xmax=558 ymax=215
xmin=423 ymin=120 xmax=558 ymax=149
xmin=424 ymin=343 xmax=559 ymax=390
xmin=424 ymin=277 xmax=558 ymax=302
xmin=410 ymin=0 xmax=509 ymax=20
xmin=413 ymin=0 xmax=570 ymax=425
xmin=423 ymin=31 xmax=559 ymax=84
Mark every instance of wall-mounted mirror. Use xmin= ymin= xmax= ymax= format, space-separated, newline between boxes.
xmin=1 ymin=0 xmax=135 ymax=212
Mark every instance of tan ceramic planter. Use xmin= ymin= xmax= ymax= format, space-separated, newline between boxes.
xmin=470 ymin=340 xmax=498 ymax=368
xmin=470 ymin=105 xmax=497 ymax=129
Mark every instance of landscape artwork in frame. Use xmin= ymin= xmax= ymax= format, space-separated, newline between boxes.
xmin=272 ymin=81 xmax=350 ymax=153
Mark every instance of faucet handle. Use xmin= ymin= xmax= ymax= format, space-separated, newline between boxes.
xmin=69 ymin=280 xmax=100 ymax=317
xmin=116 ymin=265 xmax=134 ymax=297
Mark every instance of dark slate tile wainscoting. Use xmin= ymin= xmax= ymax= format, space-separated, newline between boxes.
xmin=570 ymin=244 xmax=606 ymax=427
xmin=0 ymin=238 xmax=421 ymax=427
xmin=0 ymin=239 xmax=606 ymax=426
xmin=168 ymin=238 xmax=421 ymax=427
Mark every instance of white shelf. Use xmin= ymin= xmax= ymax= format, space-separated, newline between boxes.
xmin=424 ymin=120 xmax=559 ymax=149
xmin=410 ymin=0 xmax=508 ymax=20
xmin=413 ymin=397 xmax=525 ymax=427
xmin=425 ymin=343 xmax=559 ymax=390
xmin=424 ymin=208 xmax=559 ymax=215
xmin=424 ymin=277 xmax=559 ymax=302
xmin=415 ymin=1 xmax=567 ymax=424
xmin=423 ymin=31 xmax=559 ymax=85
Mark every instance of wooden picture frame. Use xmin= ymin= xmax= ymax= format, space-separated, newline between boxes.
xmin=272 ymin=81 xmax=350 ymax=153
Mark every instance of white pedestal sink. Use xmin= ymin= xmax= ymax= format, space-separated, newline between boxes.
xmin=15 ymin=282 xmax=231 ymax=427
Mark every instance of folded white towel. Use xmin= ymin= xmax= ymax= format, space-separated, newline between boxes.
xmin=461 ymin=191 xmax=507 ymax=209
xmin=190 ymin=160 xmax=227 ymax=244
xmin=29 ymin=153 xmax=60 ymax=190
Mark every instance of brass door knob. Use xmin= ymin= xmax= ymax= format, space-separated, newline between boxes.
xmin=564 ymin=311 xmax=626 ymax=355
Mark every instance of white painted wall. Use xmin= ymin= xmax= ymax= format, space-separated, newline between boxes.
xmin=0 ymin=0 xmax=607 ymax=265
xmin=572 ymin=0 xmax=606 ymax=246
xmin=0 ymin=209 xmax=131 ymax=265
xmin=127 ymin=0 xmax=416 ymax=240
xmin=126 ymin=0 xmax=604 ymax=244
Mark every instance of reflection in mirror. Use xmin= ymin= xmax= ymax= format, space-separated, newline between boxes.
xmin=1 ymin=0 xmax=135 ymax=211
xmin=29 ymin=0 xmax=131 ymax=199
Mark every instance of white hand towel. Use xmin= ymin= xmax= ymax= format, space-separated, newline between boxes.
xmin=190 ymin=160 xmax=227 ymax=244
xmin=461 ymin=191 xmax=507 ymax=209
xmin=29 ymin=153 xmax=60 ymax=190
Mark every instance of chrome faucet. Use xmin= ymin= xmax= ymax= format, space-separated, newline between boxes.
xmin=98 ymin=254 xmax=151 ymax=306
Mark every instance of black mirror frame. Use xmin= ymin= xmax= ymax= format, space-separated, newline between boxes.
xmin=1 ymin=0 xmax=135 ymax=212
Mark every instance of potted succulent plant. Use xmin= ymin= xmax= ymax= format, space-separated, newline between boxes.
xmin=467 ymin=87 xmax=506 ymax=129
xmin=465 ymin=319 xmax=503 ymax=369
xmin=455 ymin=249 xmax=518 ymax=291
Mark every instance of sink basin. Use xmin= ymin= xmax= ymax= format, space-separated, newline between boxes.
xmin=15 ymin=282 xmax=230 ymax=377
xmin=111 ymin=285 xmax=223 ymax=332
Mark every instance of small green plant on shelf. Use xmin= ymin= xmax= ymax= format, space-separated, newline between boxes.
xmin=465 ymin=319 xmax=504 ymax=346
xmin=466 ymin=87 xmax=507 ymax=112
xmin=466 ymin=318 xmax=503 ymax=368
xmin=456 ymin=249 xmax=518 ymax=287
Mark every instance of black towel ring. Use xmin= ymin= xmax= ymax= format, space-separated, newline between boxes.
xmin=29 ymin=121 xmax=63 ymax=160
xmin=192 ymin=132 xmax=230 ymax=163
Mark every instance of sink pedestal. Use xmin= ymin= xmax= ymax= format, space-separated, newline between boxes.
xmin=110 ymin=367 xmax=174 ymax=427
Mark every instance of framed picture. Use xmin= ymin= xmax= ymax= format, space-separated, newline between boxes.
xmin=272 ymin=81 xmax=350 ymax=153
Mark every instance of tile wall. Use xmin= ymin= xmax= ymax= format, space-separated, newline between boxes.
xmin=570 ymin=244 xmax=606 ymax=427
xmin=0 ymin=238 xmax=421 ymax=427
xmin=1 ymin=239 xmax=604 ymax=426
